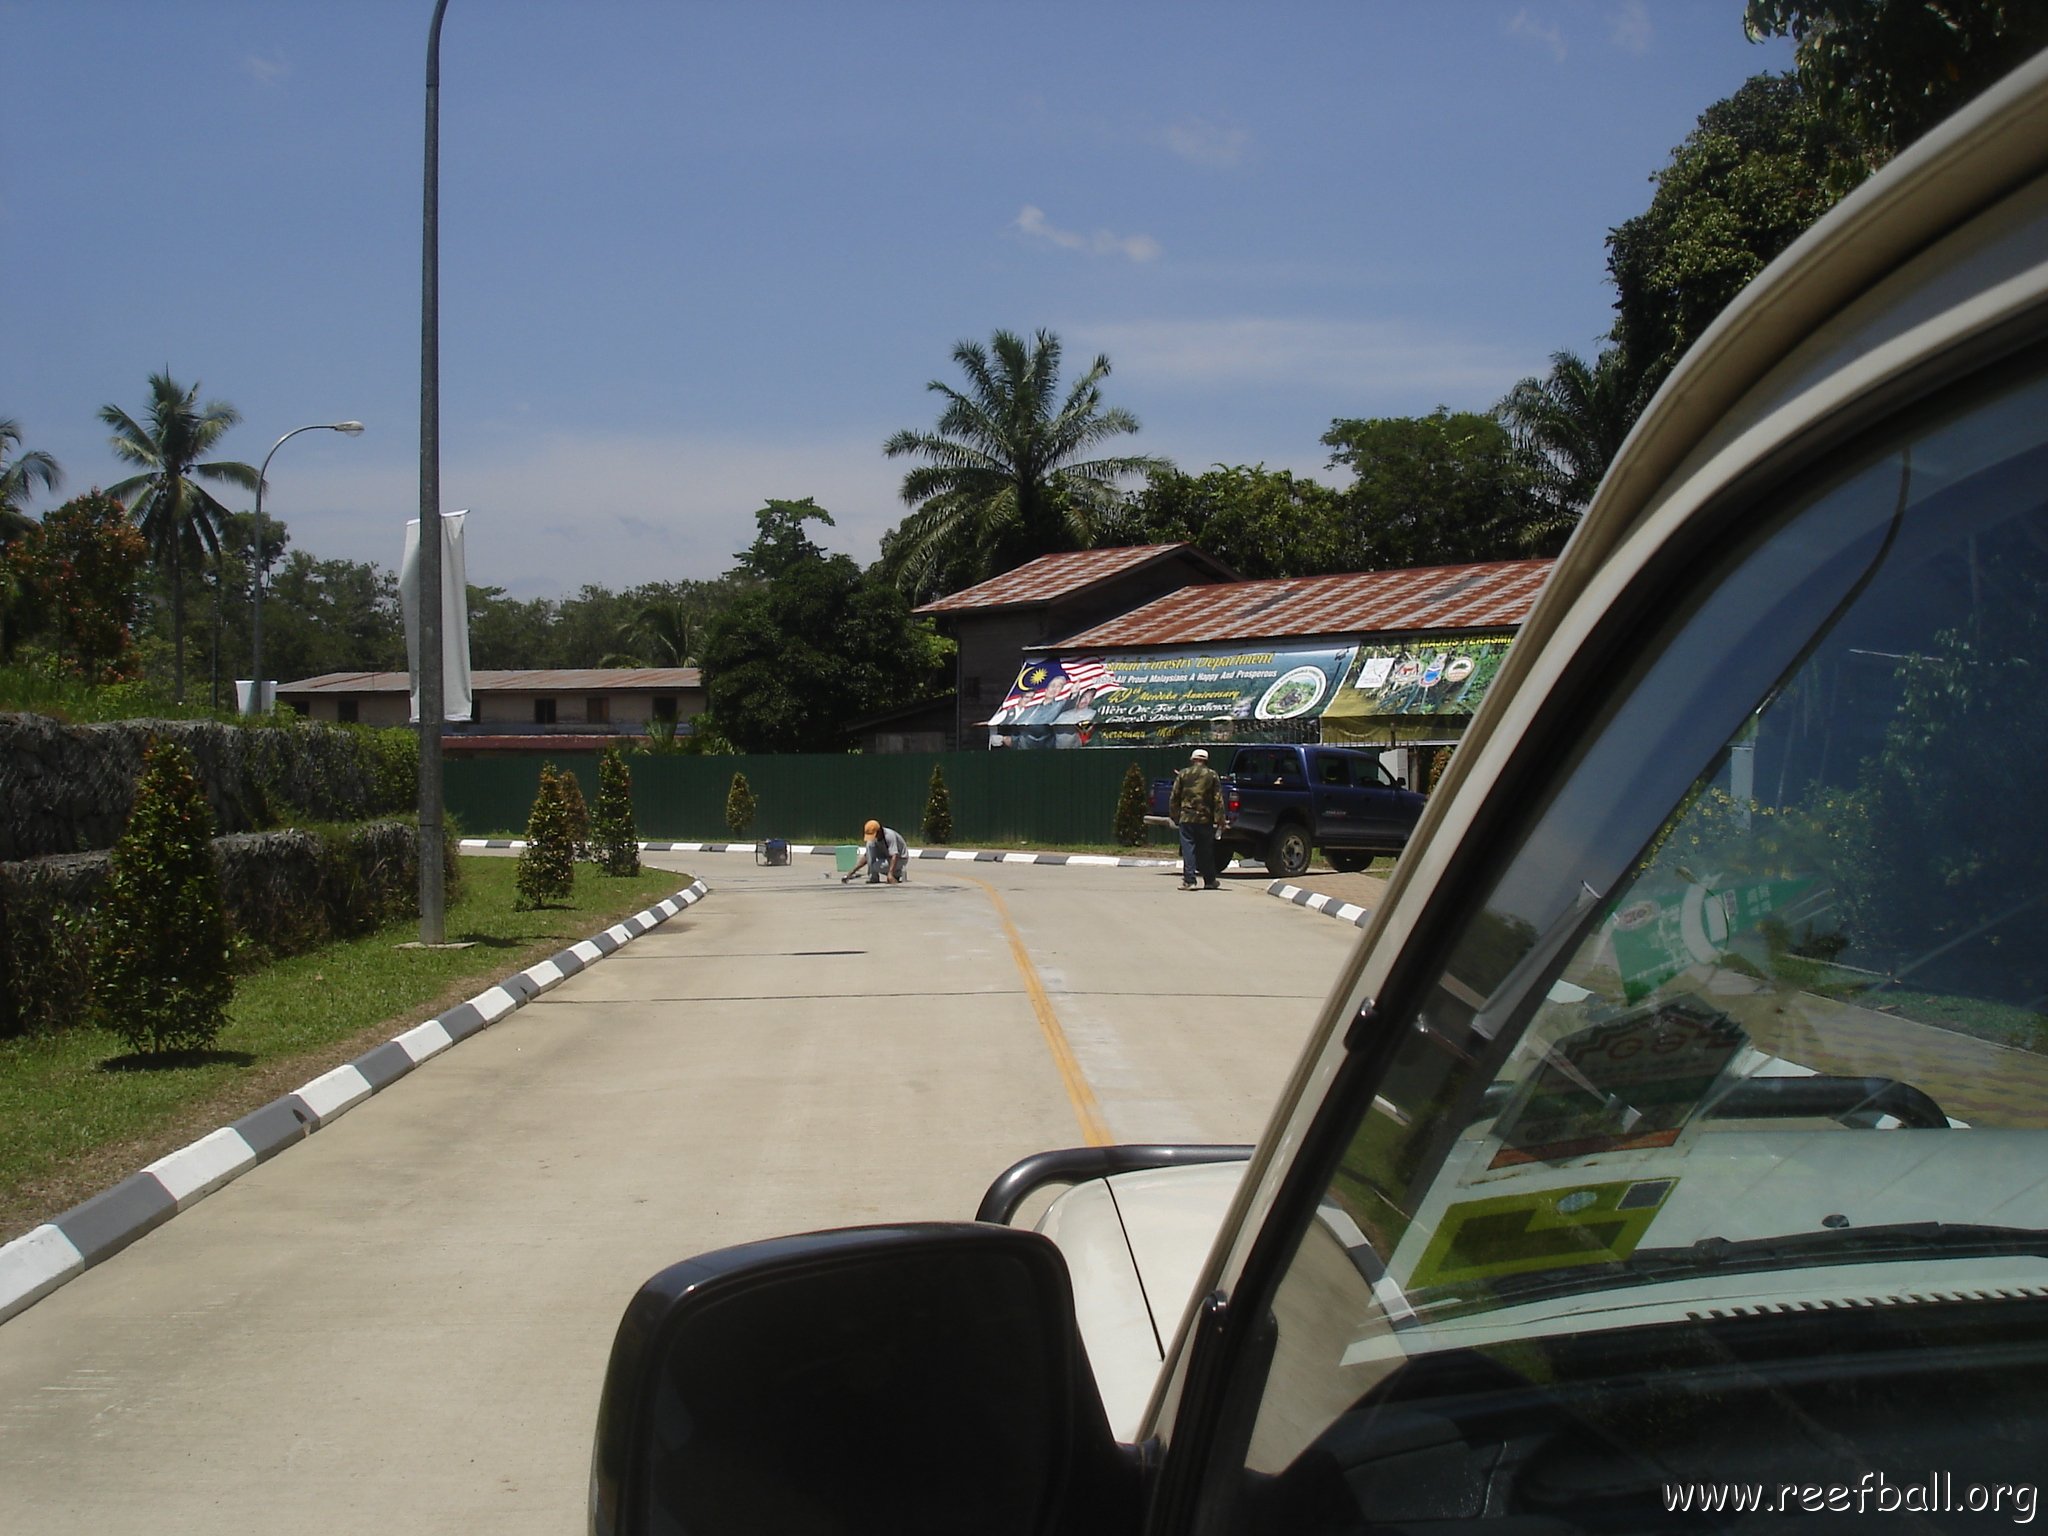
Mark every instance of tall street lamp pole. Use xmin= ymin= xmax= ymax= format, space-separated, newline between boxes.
xmin=419 ymin=0 xmax=451 ymax=944
xmin=249 ymin=420 xmax=364 ymax=714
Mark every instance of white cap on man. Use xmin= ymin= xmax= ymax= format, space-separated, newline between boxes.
xmin=1191 ymin=748 xmax=1209 ymax=761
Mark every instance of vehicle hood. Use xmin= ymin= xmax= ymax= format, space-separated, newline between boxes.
xmin=1035 ymin=1160 xmax=1247 ymax=1439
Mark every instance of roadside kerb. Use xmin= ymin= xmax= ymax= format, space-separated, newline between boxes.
xmin=0 ymin=879 xmax=711 ymax=1328
xmin=1265 ymin=879 xmax=1373 ymax=928
xmin=457 ymin=837 xmax=1246 ymax=870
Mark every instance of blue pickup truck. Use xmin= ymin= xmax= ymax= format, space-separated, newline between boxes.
xmin=1148 ymin=743 xmax=1426 ymax=878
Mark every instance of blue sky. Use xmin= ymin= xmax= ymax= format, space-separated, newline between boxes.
xmin=3 ymin=1 xmax=1792 ymax=597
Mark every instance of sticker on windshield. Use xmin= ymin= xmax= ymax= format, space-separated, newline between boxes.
xmin=1407 ymin=1177 xmax=1678 ymax=1290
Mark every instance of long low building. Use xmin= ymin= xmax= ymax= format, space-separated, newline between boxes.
xmin=276 ymin=668 xmax=705 ymax=753
xmin=916 ymin=546 xmax=1554 ymax=783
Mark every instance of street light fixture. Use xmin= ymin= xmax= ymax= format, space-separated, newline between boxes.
xmin=247 ymin=420 xmax=366 ymax=715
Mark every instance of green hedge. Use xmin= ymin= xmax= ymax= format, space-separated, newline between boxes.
xmin=0 ymin=713 xmax=417 ymax=860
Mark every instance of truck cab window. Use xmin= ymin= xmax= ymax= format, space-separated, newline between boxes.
xmin=1222 ymin=358 xmax=2048 ymax=1527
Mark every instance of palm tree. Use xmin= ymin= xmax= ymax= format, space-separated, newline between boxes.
xmin=100 ymin=374 xmax=260 ymax=700
xmin=0 ymin=417 xmax=63 ymax=546
xmin=1495 ymin=347 xmax=1653 ymax=548
xmin=603 ymin=594 xmax=699 ymax=669
xmin=882 ymin=329 xmax=1169 ymax=599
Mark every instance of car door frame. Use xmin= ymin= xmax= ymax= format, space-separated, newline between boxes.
xmin=1133 ymin=55 xmax=2048 ymax=1535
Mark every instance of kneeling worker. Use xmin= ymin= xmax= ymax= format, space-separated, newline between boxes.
xmin=844 ymin=820 xmax=909 ymax=884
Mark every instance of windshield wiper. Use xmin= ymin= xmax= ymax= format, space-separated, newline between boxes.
xmin=1454 ymin=1223 xmax=2048 ymax=1313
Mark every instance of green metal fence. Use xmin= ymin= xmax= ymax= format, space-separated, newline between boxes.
xmin=447 ymin=747 xmax=1200 ymax=848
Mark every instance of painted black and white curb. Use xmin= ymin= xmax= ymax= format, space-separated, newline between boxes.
xmin=459 ymin=838 xmax=1241 ymax=871
xmin=1266 ymin=879 xmax=1372 ymax=929
xmin=0 ymin=880 xmax=712 ymax=1328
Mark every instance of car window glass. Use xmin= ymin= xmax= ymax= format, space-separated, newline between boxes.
xmin=1276 ymin=755 xmax=1304 ymax=785
xmin=1220 ymin=360 xmax=2048 ymax=1528
xmin=1317 ymin=756 xmax=1350 ymax=788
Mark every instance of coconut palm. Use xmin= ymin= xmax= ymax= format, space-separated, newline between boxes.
xmin=1495 ymin=346 xmax=1652 ymax=548
xmin=0 ymin=417 xmax=63 ymax=546
xmin=100 ymin=373 xmax=260 ymax=700
xmin=603 ymin=594 xmax=699 ymax=669
xmin=881 ymin=329 xmax=1169 ymax=599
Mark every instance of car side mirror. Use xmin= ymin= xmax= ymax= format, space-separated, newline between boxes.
xmin=589 ymin=1222 xmax=1140 ymax=1536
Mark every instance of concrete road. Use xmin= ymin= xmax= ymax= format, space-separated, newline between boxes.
xmin=0 ymin=852 xmax=1357 ymax=1535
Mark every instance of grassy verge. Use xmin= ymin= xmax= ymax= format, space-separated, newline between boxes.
xmin=0 ymin=856 xmax=695 ymax=1243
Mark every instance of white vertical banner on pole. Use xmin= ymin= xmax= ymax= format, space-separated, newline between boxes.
xmin=400 ymin=510 xmax=474 ymax=722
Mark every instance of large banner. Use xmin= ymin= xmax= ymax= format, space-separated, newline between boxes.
xmin=990 ymin=634 xmax=1515 ymax=748
xmin=1318 ymin=636 xmax=1514 ymax=743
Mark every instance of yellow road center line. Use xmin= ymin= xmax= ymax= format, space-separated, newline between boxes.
xmin=957 ymin=872 xmax=1112 ymax=1147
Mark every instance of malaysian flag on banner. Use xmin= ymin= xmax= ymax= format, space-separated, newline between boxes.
xmin=1055 ymin=657 xmax=1115 ymax=697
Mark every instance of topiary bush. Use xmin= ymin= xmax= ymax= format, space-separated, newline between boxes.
xmin=2 ymin=820 xmax=436 ymax=1039
xmin=593 ymin=746 xmax=640 ymax=876
xmin=725 ymin=771 xmax=756 ymax=840
xmin=921 ymin=764 xmax=954 ymax=845
xmin=1113 ymin=760 xmax=1148 ymax=847
xmin=555 ymin=767 xmax=592 ymax=859
xmin=88 ymin=736 xmax=234 ymax=1054
xmin=516 ymin=762 xmax=577 ymax=908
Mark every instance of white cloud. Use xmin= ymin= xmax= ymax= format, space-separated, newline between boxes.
xmin=1154 ymin=117 xmax=1250 ymax=170
xmin=1071 ymin=317 xmax=1535 ymax=401
xmin=1608 ymin=1 xmax=1651 ymax=55
xmin=270 ymin=430 xmax=909 ymax=597
xmin=1013 ymin=205 xmax=1163 ymax=263
xmin=244 ymin=51 xmax=289 ymax=85
xmin=1505 ymin=9 xmax=1567 ymax=63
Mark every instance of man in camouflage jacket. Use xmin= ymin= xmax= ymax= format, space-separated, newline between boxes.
xmin=1168 ymin=747 xmax=1225 ymax=890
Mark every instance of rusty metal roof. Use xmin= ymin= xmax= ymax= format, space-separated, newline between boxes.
xmin=1054 ymin=560 xmax=1554 ymax=648
xmin=913 ymin=543 xmax=1233 ymax=614
xmin=277 ymin=668 xmax=703 ymax=693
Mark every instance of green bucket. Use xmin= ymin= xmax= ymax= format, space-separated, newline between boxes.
xmin=835 ymin=844 xmax=860 ymax=874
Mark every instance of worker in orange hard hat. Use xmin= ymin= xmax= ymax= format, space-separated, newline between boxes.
xmin=843 ymin=819 xmax=909 ymax=884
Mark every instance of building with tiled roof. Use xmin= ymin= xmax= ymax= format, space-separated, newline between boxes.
xmin=912 ymin=543 xmax=1237 ymax=749
xmin=277 ymin=668 xmax=705 ymax=754
xmin=1055 ymin=560 xmax=1550 ymax=649
xmin=974 ymin=554 xmax=1554 ymax=763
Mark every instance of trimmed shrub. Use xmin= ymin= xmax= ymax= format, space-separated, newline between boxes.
xmin=516 ymin=763 xmax=577 ymax=908
xmin=555 ymin=768 xmax=592 ymax=859
xmin=88 ymin=737 xmax=234 ymax=1054
xmin=1 ymin=820 xmax=437 ymax=1039
xmin=921 ymin=764 xmax=954 ymax=845
xmin=593 ymin=747 xmax=640 ymax=876
xmin=1113 ymin=761 xmax=1149 ymax=847
xmin=724 ymin=771 xmax=756 ymax=839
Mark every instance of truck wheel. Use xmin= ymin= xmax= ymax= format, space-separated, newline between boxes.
xmin=1328 ymin=852 xmax=1372 ymax=873
xmin=1265 ymin=824 xmax=1312 ymax=879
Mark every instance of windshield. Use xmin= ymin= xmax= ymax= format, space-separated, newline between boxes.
xmin=1225 ymin=357 xmax=2048 ymax=1508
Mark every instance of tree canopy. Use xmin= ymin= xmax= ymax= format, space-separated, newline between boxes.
xmin=99 ymin=373 xmax=259 ymax=700
xmin=1322 ymin=409 xmax=1558 ymax=567
xmin=1104 ymin=464 xmax=1342 ymax=579
xmin=700 ymin=499 xmax=940 ymax=753
xmin=1494 ymin=347 xmax=1652 ymax=527
xmin=0 ymin=418 xmax=63 ymax=545
xmin=1606 ymin=74 xmax=1864 ymax=396
xmin=880 ymin=329 xmax=1168 ymax=602
xmin=1745 ymin=0 xmax=2048 ymax=171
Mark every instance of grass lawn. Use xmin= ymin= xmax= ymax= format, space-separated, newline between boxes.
xmin=0 ymin=856 xmax=694 ymax=1243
